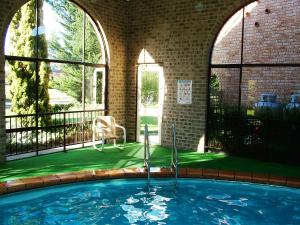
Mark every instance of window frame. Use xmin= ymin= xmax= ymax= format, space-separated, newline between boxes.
xmin=206 ymin=2 xmax=300 ymax=151
xmin=4 ymin=0 xmax=109 ymax=114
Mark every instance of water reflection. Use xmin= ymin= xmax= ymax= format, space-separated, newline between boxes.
xmin=120 ymin=186 xmax=172 ymax=224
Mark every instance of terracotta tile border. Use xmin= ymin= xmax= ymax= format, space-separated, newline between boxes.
xmin=203 ymin=169 xmax=219 ymax=179
xmin=0 ymin=168 xmax=299 ymax=195
xmin=123 ymin=168 xmax=147 ymax=178
xmin=286 ymin=177 xmax=300 ymax=188
xmin=269 ymin=175 xmax=287 ymax=186
xmin=186 ymin=168 xmax=203 ymax=177
xmin=152 ymin=168 xmax=173 ymax=178
xmin=40 ymin=175 xmax=61 ymax=186
xmin=218 ymin=170 xmax=235 ymax=180
xmin=235 ymin=171 xmax=252 ymax=182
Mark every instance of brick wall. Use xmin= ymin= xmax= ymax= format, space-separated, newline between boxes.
xmin=212 ymin=0 xmax=300 ymax=107
xmin=0 ymin=0 xmax=255 ymax=163
xmin=126 ymin=0 xmax=250 ymax=150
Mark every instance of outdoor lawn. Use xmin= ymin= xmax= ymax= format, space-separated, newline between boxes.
xmin=140 ymin=116 xmax=158 ymax=134
xmin=1 ymin=142 xmax=300 ymax=182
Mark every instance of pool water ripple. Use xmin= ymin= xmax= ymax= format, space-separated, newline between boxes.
xmin=0 ymin=179 xmax=300 ymax=225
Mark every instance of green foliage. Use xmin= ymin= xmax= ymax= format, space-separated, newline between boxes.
xmin=141 ymin=71 xmax=159 ymax=106
xmin=95 ymin=72 xmax=103 ymax=104
xmin=50 ymin=64 xmax=82 ymax=102
xmin=140 ymin=116 xmax=158 ymax=125
xmin=7 ymin=0 xmax=50 ymax=125
xmin=139 ymin=116 xmax=158 ymax=135
xmin=210 ymin=73 xmax=220 ymax=92
xmin=51 ymin=103 xmax=74 ymax=112
xmin=47 ymin=0 xmax=102 ymax=103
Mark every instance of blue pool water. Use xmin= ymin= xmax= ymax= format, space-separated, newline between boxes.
xmin=0 ymin=179 xmax=300 ymax=225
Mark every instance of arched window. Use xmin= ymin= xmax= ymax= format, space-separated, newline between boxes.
xmin=207 ymin=0 xmax=300 ymax=163
xmin=5 ymin=0 xmax=108 ymax=156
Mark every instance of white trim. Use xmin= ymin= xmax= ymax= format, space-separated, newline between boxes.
xmin=136 ymin=64 xmax=164 ymax=145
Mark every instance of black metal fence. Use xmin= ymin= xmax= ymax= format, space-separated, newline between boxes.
xmin=207 ymin=111 xmax=300 ymax=164
xmin=6 ymin=109 xmax=105 ymax=156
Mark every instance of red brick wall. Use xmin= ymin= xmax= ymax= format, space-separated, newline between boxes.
xmin=212 ymin=0 xmax=300 ymax=107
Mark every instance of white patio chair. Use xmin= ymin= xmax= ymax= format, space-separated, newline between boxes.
xmin=92 ymin=116 xmax=126 ymax=151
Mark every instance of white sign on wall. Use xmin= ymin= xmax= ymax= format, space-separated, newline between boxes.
xmin=177 ymin=80 xmax=192 ymax=104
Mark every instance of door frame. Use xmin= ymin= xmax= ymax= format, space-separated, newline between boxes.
xmin=136 ymin=64 xmax=164 ymax=144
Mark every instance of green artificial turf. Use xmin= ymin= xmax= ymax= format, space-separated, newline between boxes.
xmin=0 ymin=142 xmax=300 ymax=182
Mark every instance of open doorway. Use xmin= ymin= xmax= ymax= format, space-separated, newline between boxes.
xmin=137 ymin=64 xmax=164 ymax=144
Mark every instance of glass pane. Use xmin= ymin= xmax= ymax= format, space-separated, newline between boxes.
xmin=211 ymin=68 xmax=240 ymax=109
xmin=138 ymin=68 xmax=160 ymax=143
xmin=5 ymin=0 xmax=37 ymax=57
xmin=5 ymin=60 xmax=37 ymax=123
xmin=243 ymin=1 xmax=300 ymax=64
xmin=211 ymin=8 xmax=242 ymax=64
xmin=208 ymin=68 xmax=240 ymax=150
xmin=49 ymin=63 xmax=83 ymax=111
xmin=85 ymin=15 xmax=103 ymax=64
xmin=141 ymin=71 xmax=159 ymax=107
xmin=41 ymin=0 xmax=83 ymax=61
xmin=241 ymin=67 xmax=300 ymax=162
xmin=85 ymin=67 xmax=105 ymax=110
xmin=5 ymin=61 xmax=12 ymax=116
xmin=241 ymin=67 xmax=300 ymax=120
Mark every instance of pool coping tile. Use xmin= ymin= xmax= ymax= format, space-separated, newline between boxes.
xmin=286 ymin=177 xmax=300 ymax=188
xmin=57 ymin=173 xmax=78 ymax=184
xmin=108 ymin=169 xmax=125 ymax=178
xmin=268 ymin=175 xmax=287 ymax=186
xmin=252 ymin=173 xmax=269 ymax=184
xmin=1 ymin=168 xmax=300 ymax=195
xmin=178 ymin=168 xmax=188 ymax=177
xmin=93 ymin=170 xmax=110 ymax=179
xmin=40 ymin=175 xmax=61 ymax=186
xmin=0 ymin=183 xmax=7 ymax=194
xmin=235 ymin=171 xmax=253 ymax=182
xmin=20 ymin=177 xmax=44 ymax=189
xmin=152 ymin=168 xmax=173 ymax=177
xmin=202 ymin=169 xmax=219 ymax=178
xmin=218 ymin=170 xmax=235 ymax=180
xmin=75 ymin=171 xmax=97 ymax=181
xmin=186 ymin=168 xmax=203 ymax=178
xmin=4 ymin=180 xmax=26 ymax=193
xmin=123 ymin=168 xmax=147 ymax=178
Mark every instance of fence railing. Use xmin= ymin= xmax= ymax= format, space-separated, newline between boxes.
xmin=6 ymin=109 xmax=106 ymax=156
xmin=207 ymin=112 xmax=300 ymax=164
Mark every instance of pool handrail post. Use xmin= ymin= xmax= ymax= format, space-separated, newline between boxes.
xmin=172 ymin=124 xmax=179 ymax=184
xmin=144 ymin=124 xmax=150 ymax=184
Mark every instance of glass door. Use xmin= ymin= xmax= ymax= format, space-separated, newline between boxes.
xmin=137 ymin=64 xmax=164 ymax=144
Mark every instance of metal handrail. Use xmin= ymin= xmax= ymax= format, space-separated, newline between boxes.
xmin=5 ymin=109 xmax=107 ymax=118
xmin=144 ymin=124 xmax=151 ymax=184
xmin=5 ymin=109 xmax=105 ymax=156
xmin=171 ymin=124 xmax=179 ymax=183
